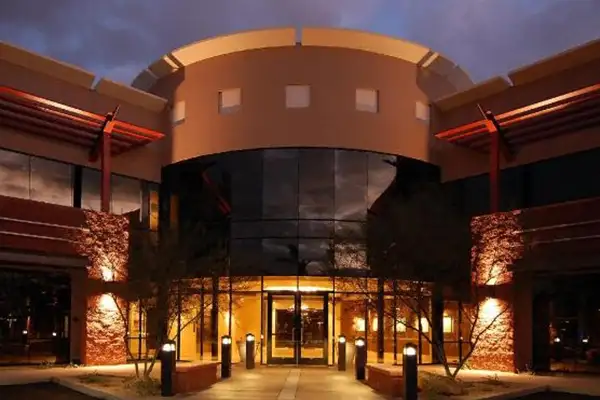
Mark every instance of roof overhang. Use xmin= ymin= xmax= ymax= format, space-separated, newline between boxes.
xmin=434 ymin=83 xmax=600 ymax=152
xmin=0 ymin=86 xmax=165 ymax=155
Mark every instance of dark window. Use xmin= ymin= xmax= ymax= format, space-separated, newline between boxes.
xmin=0 ymin=149 xmax=30 ymax=200
xmin=263 ymin=149 xmax=299 ymax=219
xmin=298 ymin=149 xmax=334 ymax=219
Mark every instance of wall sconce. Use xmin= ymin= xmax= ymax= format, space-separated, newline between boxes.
xmin=395 ymin=318 xmax=407 ymax=333
xmin=416 ymin=317 xmax=429 ymax=333
xmin=353 ymin=317 xmax=366 ymax=332
xmin=443 ymin=315 xmax=453 ymax=333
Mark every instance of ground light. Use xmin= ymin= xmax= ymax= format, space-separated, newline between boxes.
xmin=246 ymin=333 xmax=255 ymax=369
xmin=221 ymin=335 xmax=232 ymax=378
xmin=355 ymin=337 xmax=366 ymax=380
xmin=338 ymin=335 xmax=347 ymax=371
xmin=403 ymin=343 xmax=418 ymax=400
xmin=160 ymin=340 xmax=176 ymax=397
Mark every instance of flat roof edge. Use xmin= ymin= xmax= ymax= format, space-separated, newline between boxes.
xmin=434 ymin=76 xmax=511 ymax=111
xmin=95 ymin=78 xmax=168 ymax=112
xmin=0 ymin=41 xmax=95 ymax=88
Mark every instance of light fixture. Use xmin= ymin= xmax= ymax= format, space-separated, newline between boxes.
xmin=222 ymin=336 xmax=232 ymax=345
xmin=403 ymin=344 xmax=417 ymax=357
xmin=443 ymin=315 xmax=453 ymax=333
xmin=339 ymin=335 xmax=346 ymax=344
xmin=372 ymin=317 xmax=378 ymax=332
xmin=553 ymin=337 xmax=561 ymax=343
xmin=355 ymin=338 xmax=365 ymax=347
xmin=582 ymin=338 xmax=589 ymax=344
xmin=52 ymin=332 xmax=57 ymax=337
xmin=353 ymin=317 xmax=366 ymax=332
xmin=161 ymin=342 xmax=176 ymax=352
xmin=395 ymin=318 xmax=407 ymax=333
xmin=246 ymin=333 xmax=255 ymax=342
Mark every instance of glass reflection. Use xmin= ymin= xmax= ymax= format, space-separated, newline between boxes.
xmin=165 ymin=147 xmax=405 ymax=276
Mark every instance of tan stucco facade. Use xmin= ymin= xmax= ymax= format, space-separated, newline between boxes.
xmin=1 ymin=28 xmax=599 ymax=184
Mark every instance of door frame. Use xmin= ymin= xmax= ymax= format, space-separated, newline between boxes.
xmin=266 ymin=291 xmax=329 ymax=365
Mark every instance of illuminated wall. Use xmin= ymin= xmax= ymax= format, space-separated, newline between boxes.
xmin=469 ymin=212 xmax=522 ymax=372
xmin=73 ymin=210 xmax=129 ymax=365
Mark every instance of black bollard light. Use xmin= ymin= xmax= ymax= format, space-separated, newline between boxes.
xmin=221 ymin=335 xmax=232 ymax=378
xmin=402 ymin=343 xmax=418 ymax=400
xmin=21 ymin=329 xmax=28 ymax=345
xmin=245 ymin=333 xmax=255 ymax=369
xmin=160 ymin=340 xmax=176 ymax=397
xmin=355 ymin=337 xmax=366 ymax=380
xmin=338 ymin=335 xmax=347 ymax=371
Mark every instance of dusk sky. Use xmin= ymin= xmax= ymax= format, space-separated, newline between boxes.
xmin=1 ymin=0 xmax=599 ymax=84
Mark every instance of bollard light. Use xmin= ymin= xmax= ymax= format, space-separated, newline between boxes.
xmin=245 ymin=333 xmax=256 ymax=370
xmin=21 ymin=330 xmax=28 ymax=345
xmin=221 ymin=335 xmax=232 ymax=378
xmin=160 ymin=340 xmax=176 ymax=397
xmin=355 ymin=337 xmax=366 ymax=380
xmin=402 ymin=343 xmax=418 ymax=400
xmin=338 ymin=335 xmax=347 ymax=371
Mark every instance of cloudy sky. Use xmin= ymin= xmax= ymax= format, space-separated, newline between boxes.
xmin=1 ymin=0 xmax=599 ymax=84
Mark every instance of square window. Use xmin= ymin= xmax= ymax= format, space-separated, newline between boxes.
xmin=219 ymin=88 xmax=241 ymax=114
xmin=171 ymin=101 xmax=185 ymax=125
xmin=416 ymin=101 xmax=430 ymax=122
xmin=286 ymin=85 xmax=310 ymax=108
xmin=356 ymin=88 xmax=378 ymax=113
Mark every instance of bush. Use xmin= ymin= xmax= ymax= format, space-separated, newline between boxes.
xmin=124 ymin=376 xmax=161 ymax=397
xmin=419 ymin=371 xmax=468 ymax=396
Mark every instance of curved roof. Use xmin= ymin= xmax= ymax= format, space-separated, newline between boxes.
xmin=132 ymin=27 xmax=473 ymax=93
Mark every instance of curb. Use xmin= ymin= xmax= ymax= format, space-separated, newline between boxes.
xmin=51 ymin=377 xmax=126 ymax=400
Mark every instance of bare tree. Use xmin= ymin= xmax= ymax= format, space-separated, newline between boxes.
xmin=72 ymin=211 xmax=251 ymax=380
xmin=328 ymin=183 xmax=523 ymax=378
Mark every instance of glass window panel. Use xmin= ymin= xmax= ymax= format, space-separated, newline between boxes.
xmin=81 ymin=168 xmax=101 ymax=211
xmin=334 ymin=221 xmax=365 ymax=240
xmin=219 ymin=88 xmax=241 ymax=114
xmin=0 ymin=149 xmax=30 ymax=199
xmin=298 ymin=220 xmax=333 ymax=238
xmin=285 ymin=85 xmax=310 ymax=108
xmin=298 ymin=239 xmax=330 ymax=275
xmin=262 ymin=220 xmax=298 ymax=237
xmin=261 ymin=238 xmax=299 ymax=275
xmin=367 ymin=153 xmax=396 ymax=209
xmin=262 ymin=149 xmax=298 ymax=219
xmin=356 ymin=88 xmax=378 ymax=113
xmin=230 ymin=150 xmax=263 ymax=220
xmin=30 ymin=157 xmax=73 ymax=206
xmin=299 ymin=149 xmax=334 ymax=219
xmin=231 ymin=221 xmax=262 ymax=239
xmin=334 ymin=150 xmax=367 ymax=221
xmin=230 ymin=239 xmax=262 ymax=274
xmin=112 ymin=175 xmax=141 ymax=215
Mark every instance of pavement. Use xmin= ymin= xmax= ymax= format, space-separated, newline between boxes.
xmin=0 ymin=363 xmax=600 ymax=399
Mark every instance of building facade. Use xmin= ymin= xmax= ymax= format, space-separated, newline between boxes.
xmin=1 ymin=28 xmax=600 ymax=371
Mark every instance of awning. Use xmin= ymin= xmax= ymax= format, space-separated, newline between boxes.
xmin=435 ymin=83 xmax=600 ymax=152
xmin=0 ymin=85 xmax=165 ymax=155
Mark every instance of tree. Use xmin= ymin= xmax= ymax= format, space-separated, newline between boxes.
xmin=329 ymin=182 xmax=523 ymax=377
xmin=72 ymin=211 xmax=251 ymax=380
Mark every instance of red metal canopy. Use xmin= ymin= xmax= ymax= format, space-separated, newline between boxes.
xmin=435 ymin=83 xmax=600 ymax=152
xmin=0 ymin=85 xmax=165 ymax=154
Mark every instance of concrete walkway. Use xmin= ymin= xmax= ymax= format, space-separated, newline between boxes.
xmin=199 ymin=366 xmax=385 ymax=400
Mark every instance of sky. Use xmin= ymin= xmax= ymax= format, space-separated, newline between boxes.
xmin=1 ymin=0 xmax=599 ymax=84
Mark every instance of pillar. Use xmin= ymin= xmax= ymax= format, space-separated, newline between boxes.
xmin=513 ymin=271 xmax=533 ymax=372
xmin=376 ymin=278 xmax=384 ymax=363
xmin=100 ymin=131 xmax=111 ymax=213
xmin=489 ymin=130 xmax=500 ymax=213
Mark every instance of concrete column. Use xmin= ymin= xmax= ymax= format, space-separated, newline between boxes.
xmin=512 ymin=271 xmax=533 ymax=372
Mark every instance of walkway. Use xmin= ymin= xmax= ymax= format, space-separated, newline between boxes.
xmin=200 ymin=366 xmax=385 ymax=400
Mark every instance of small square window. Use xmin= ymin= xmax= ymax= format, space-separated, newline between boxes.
xmin=171 ymin=101 xmax=185 ymax=125
xmin=356 ymin=88 xmax=378 ymax=113
xmin=219 ymin=88 xmax=241 ymax=114
xmin=286 ymin=85 xmax=310 ymax=108
xmin=416 ymin=101 xmax=430 ymax=122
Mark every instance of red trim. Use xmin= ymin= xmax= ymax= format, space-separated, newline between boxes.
xmin=201 ymin=172 xmax=232 ymax=215
xmin=435 ymin=83 xmax=600 ymax=151
xmin=0 ymin=85 xmax=165 ymax=155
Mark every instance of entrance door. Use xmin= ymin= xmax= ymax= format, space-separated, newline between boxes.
xmin=267 ymin=292 xmax=328 ymax=365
